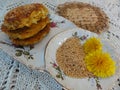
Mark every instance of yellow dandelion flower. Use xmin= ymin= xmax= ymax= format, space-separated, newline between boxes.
xmin=85 ymin=50 xmax=116 ymax=78
xmin=83 ymin=37 xmax=102 ymax=54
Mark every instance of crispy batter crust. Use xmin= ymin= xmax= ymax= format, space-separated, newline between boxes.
xmin=3 ymin=3 xmax=48 ymax=30
xmin=2 ymin=17 xmax=50 ymax=39
xmin=11 ymin=24 xmax=50 ymax=46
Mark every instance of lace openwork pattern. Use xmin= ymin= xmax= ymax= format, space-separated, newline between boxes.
xmin=0 ymin=0 xmax=120 ymax=90
xmin=0 ymin=1 xmax=64 ymax=89
xmin=43 ymin=0 xmax=120 ymax=56
xmin=0 ymin=0 xmax=120 ymax=54
xmin=0 ymin=49 xmax=63 ymax=90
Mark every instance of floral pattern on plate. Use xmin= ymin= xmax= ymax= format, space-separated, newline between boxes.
xmin=45 ymin=28 xmax=120 ymax=90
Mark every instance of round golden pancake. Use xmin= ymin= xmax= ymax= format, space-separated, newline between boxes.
xmin=2 ymin=17 xmax=50 ymax=39
xmin=11 ymin=24 xmax=50 ymax=46
xmin=2 ymin=3 xmax=48 ymax=30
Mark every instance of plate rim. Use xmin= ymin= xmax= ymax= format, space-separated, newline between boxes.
xmin=44 ymin=27 xmax=120 ymax=90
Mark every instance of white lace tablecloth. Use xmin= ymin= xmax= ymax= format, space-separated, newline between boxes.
xmin=0 ymin=0 xmax=120 ymax=90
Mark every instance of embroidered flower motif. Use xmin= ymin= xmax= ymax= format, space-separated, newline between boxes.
xmin=50 ymin=22 xmax=57 ymax=28
xmin=0 ymin=41 xmax=34 ymax=60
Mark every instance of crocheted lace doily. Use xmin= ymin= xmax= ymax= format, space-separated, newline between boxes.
xmin=0 ymin=0 xmax=120 ymax=90
xmin=0 ymin=0 xmax=64 ymax=90
xmin=0 ymin=49 xmax=63 ymax=90
xmin=43 ymin=0 xmax=120 ymax=55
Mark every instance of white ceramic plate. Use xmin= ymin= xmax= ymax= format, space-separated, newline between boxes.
xmin=45 ymin=28 xmax=120 ymax=90
xmin=0 ymin=14 xmax=76 ymax=70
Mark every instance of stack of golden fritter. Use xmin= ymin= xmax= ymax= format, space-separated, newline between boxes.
xmin=1 ymin=3 xmax=50 ymax=46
